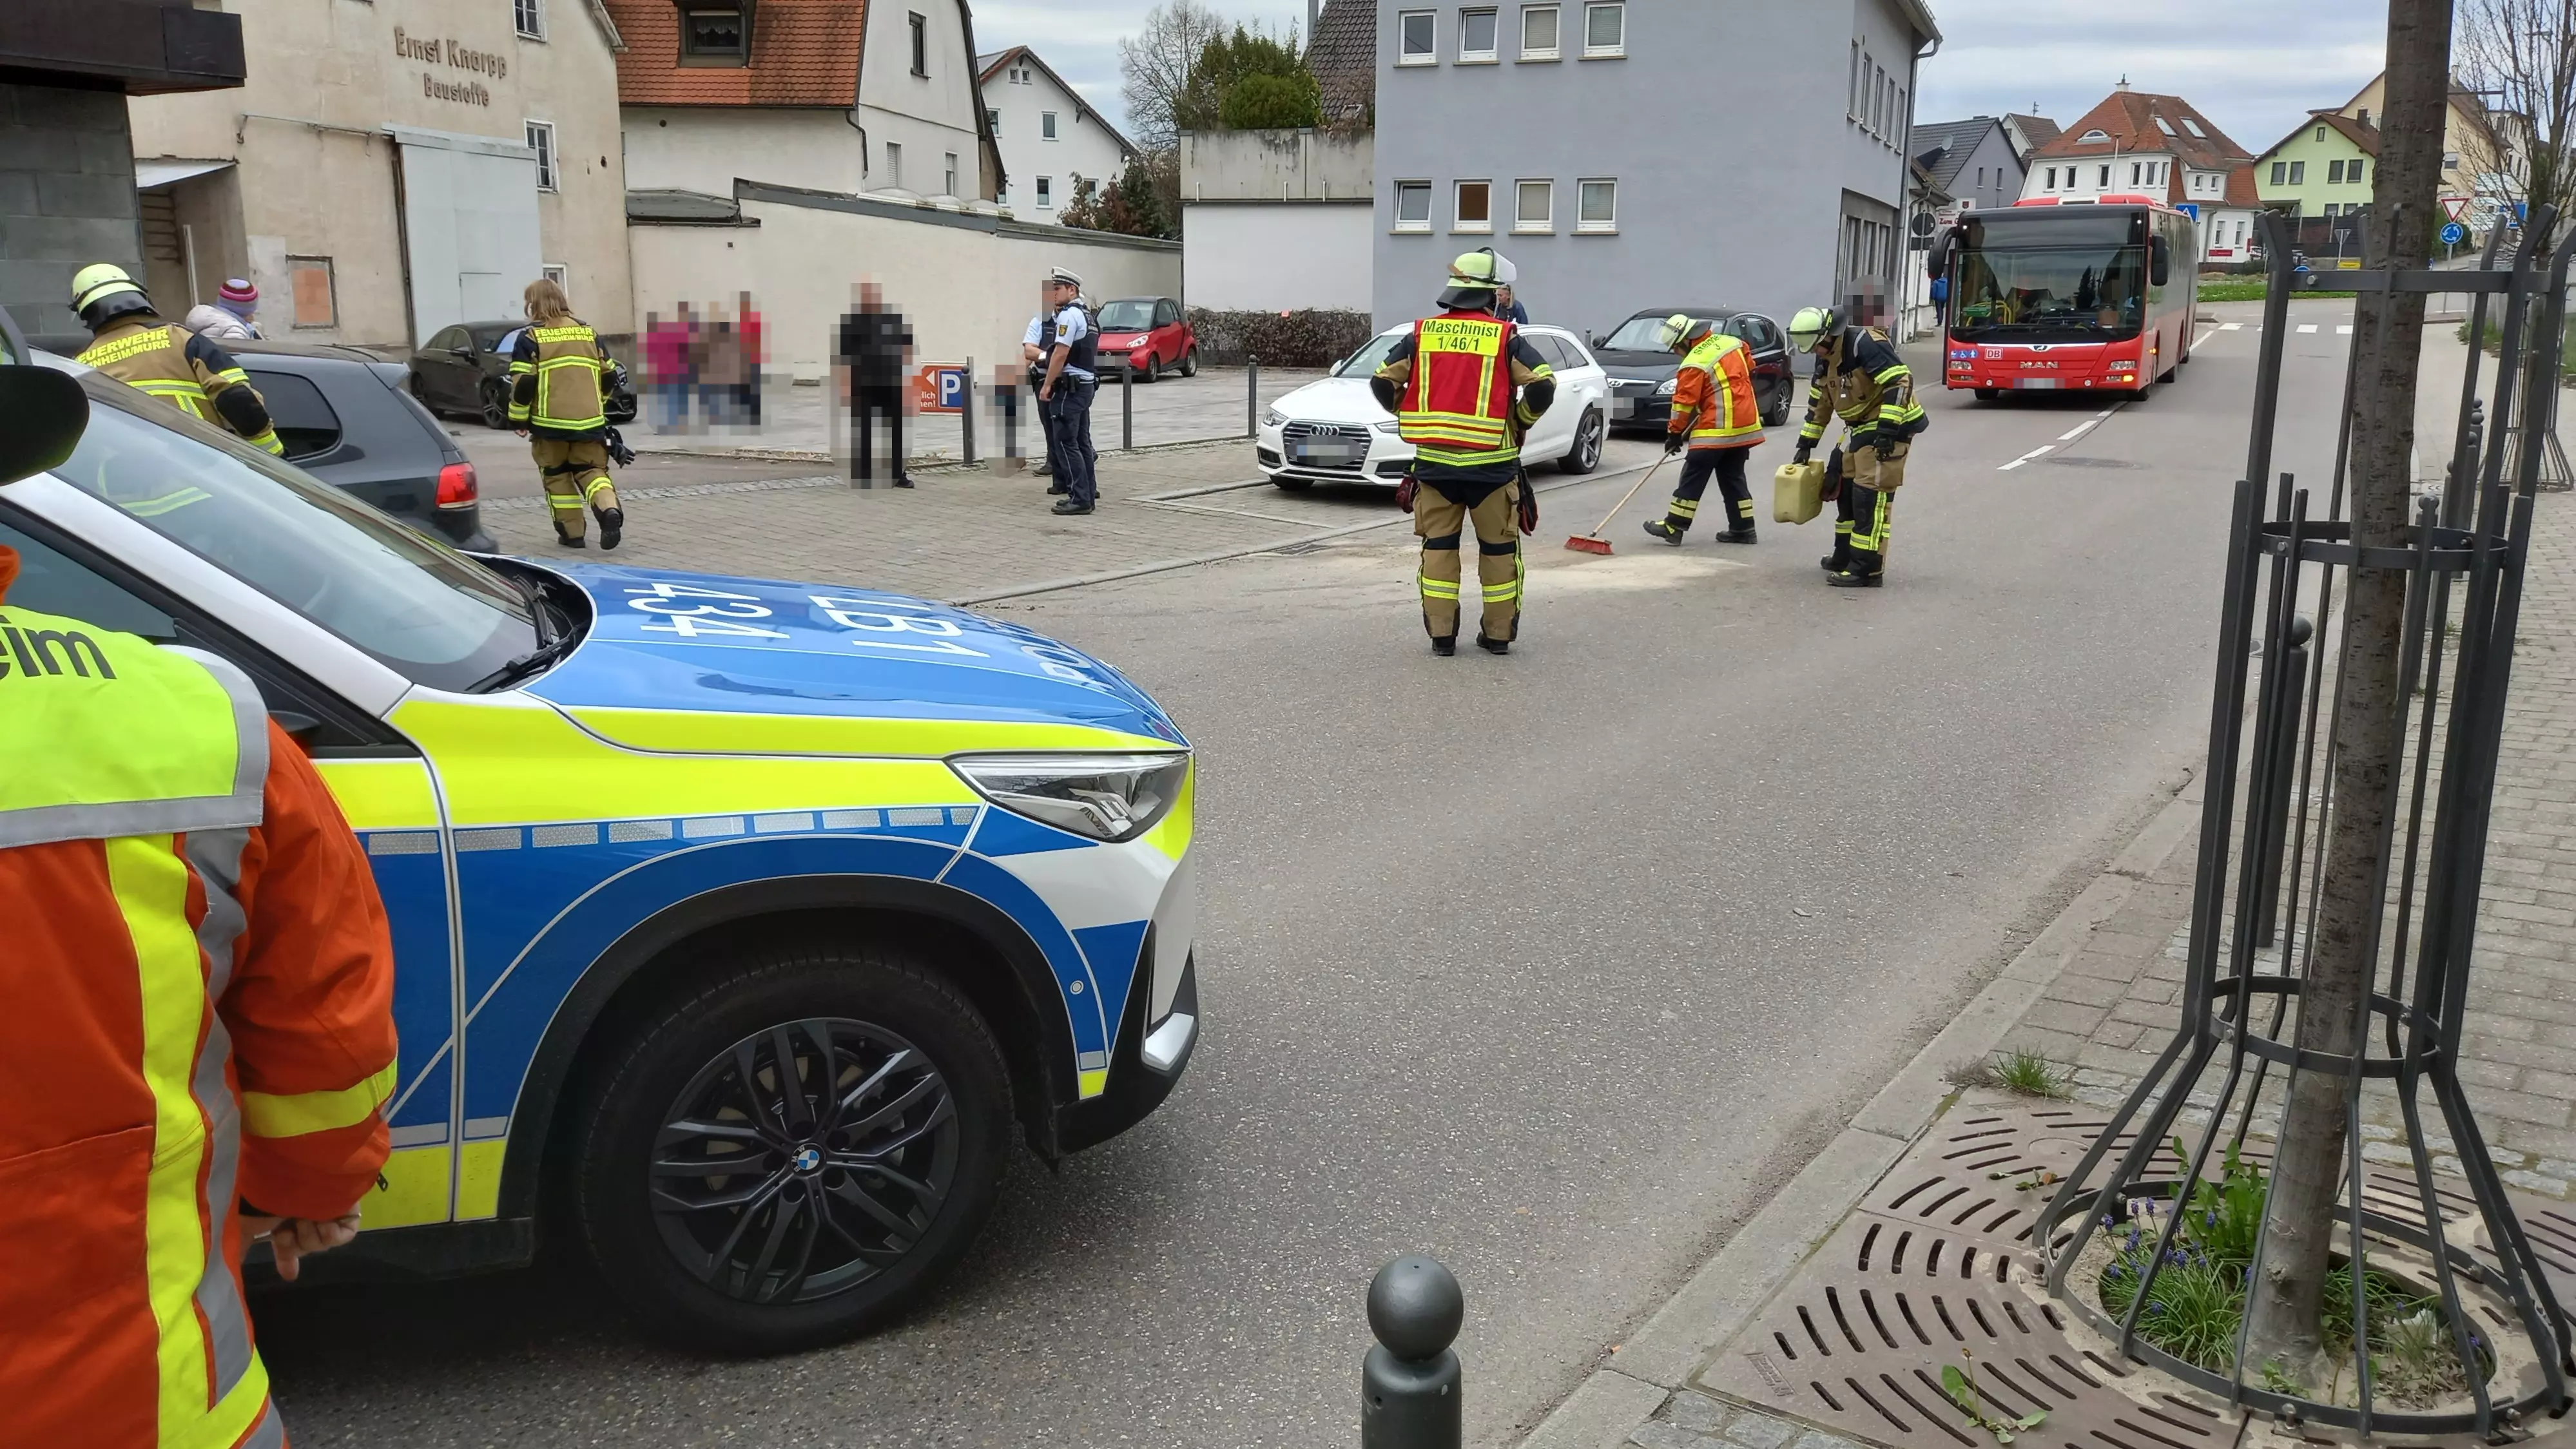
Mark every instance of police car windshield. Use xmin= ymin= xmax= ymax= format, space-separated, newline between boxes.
xmin=53 ymin=372 xmax=541 ymax=692
xmin=1334 ymin=332 xmax=1409 ymax=378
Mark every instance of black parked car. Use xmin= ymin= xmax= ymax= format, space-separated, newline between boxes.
xmin=406 ymin=320 xmax=524 ymax=428
xmin=226 ymin=340 xmax=495 ymax=551
xmin=1590 ymin=307 xmax=1797 ymax=434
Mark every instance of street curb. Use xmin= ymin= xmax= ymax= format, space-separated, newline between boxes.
xmin=947 ymin=459 xmax=1654 ymax=608
xmin=1512 ymin=770 xmax=2209 ymax=1446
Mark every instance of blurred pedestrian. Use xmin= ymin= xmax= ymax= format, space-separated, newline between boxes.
xmin=1498 ymin=283 xmax=1530 ymax=325
xmin=735 ymin=291 xmax=765 ymax=428
xmin=1037 ymin=266 xmax=1097 ymax=515
xmin=184 ymin=277 xmax=265 ymax=341
xmin=643 ymin=305 xmax=692 ymax=431
xmin=836 ymin=282 xmax=915 ymax=488
xmin=0 ymin=534 xmax=399 ymax=1449
xmin=508 ymin=276 xmax=629 ymax=548
xmin=1930 ymin=273 xmax=1950 ymax=328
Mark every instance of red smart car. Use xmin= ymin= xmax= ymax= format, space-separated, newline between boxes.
xmin=1095 ymin=297 xmax=1198 ymax=382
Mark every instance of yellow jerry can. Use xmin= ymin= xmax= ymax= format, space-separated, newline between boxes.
xmin=1773 ymin=461 xmax=1825 ymax=524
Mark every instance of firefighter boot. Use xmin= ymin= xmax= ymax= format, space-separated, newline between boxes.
xmin=1475 ymin=633 xmax=1510 ymax=655
xmin=553 ymin=517 xmax=586 ymax=549
xmin=1642 ymin=517 xmax=1687 ymax=545
xmin=1827 ymin=568 xmax=1884 ymax=588
xmin=1431 ymin=636 xmax=1457 ymax=657
xmin=596 ymin=506 xmax=625 ymax=551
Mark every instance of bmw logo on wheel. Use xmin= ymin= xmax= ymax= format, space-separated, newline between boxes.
xmin=793 ymin=1146 xmax=823 ymax=1173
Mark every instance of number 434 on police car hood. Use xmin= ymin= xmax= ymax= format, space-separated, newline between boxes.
xmin=523 ymin=563 xmax=1188 ymax=753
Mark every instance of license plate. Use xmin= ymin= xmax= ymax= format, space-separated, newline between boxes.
xmin=1626 ymin=398 xmax=1659 ymax=417
xmin=2016 ymin=378 xmax=2061 ymax=390
xmin=1292 ymin=444 xmax=1362 ymax=464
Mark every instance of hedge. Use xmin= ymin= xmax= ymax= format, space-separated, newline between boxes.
xmin=1186 ymin=308 xmax=1375 ymax=369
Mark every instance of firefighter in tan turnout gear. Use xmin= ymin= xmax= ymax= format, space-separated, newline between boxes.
xmin=1788 ymin=306 xmax=1925 ymax=588
xmin=1370 ymin=248 xmax=1556 ymax=655
xmin=509 ymin=278 xmax=630 ymax=550
xmin=70 ymin=264 xmax=285 ymax=456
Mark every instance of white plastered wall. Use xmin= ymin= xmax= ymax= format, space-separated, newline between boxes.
xmin=1181 ymin=204 xmax=1370 ymax=312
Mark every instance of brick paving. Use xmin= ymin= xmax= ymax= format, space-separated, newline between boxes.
xmin=1994 ymin=491 xmax=2576 ymax=1195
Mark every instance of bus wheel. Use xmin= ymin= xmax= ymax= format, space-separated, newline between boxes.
xmin=1974 ymin=388 xmax=2001 ymax=402
xmin=568 ymin=938 xmax=1012 ymax=1352
xmin=2158 ymin=361 xmax=2179 ymax=384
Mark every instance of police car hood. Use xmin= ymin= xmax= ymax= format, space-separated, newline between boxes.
xmin=521 ymin=562 xmax=1186 ymax=748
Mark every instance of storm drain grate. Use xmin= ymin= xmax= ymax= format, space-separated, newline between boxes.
xmin=1700 ymin=1101 xmax=2576 ymax=1449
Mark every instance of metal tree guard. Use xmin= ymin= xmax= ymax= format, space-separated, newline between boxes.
xmin=2032 ymin=209 xmax=2576 ymax=1436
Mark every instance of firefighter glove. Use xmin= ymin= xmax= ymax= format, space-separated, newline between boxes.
xmin=1794 ymin=443 xmax=1814 ymax=466
xmin=606 ymin=427 xmax=637 ymax=468
xmin=1516 ymin=482 xmax=1538 ymax=535
xmin=1662 ymin=432 xmax=1687 ymax=456
xmin=1873 ymin=432 xmax=1899 ymax=461
xmin=1395 ymin=475 xmax=1418 ymax=513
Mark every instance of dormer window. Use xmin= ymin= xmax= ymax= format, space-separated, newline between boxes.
xmin=2077 ymin=128 xmax=2111 ymax=144
xmin=678 ymin=2 xmax=750 ymax=64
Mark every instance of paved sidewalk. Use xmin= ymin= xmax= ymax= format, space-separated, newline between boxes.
xmin=1995 ymin=490 xmax=2576 ymax=1192
xmin=479 ymin=433 xmax=1663 ymax=604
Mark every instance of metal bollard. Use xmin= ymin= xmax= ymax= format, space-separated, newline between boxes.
xmin=1245 ymin=356 xmax=1262 ymax=437
xmin=2250 ymin=613 xmax=2312 ymax=948
xmin=1123 ymin=354 xmax=1135 ymax=452
xmin=962 ymin=354 xmax=977 ymax=466
xmin=1362 ymin=1254 xmax=1462 ymax=1449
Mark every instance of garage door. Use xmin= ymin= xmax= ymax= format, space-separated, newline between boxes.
xmin=391 ymin=125 xmax=543 ymax=347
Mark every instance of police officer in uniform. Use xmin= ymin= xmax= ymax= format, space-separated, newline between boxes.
xmin=1036 ymin=267 xmax=1099 ymax=515
xmin=70 ymin=264 xmax=284 ymax=456
xmin=1642 ymin=313 xmax=1765 ymax=546
xmin=508 ymin=278 xmax=630 ymax=549
xmin=1788 ymin=306 xmax=1924 ymax=588
xmin=1371 ymin=248 xmax=1555 ymax=655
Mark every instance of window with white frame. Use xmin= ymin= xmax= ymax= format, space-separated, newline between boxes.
xmin=1454 ymin=179 xmax=1491 ymax=233
xmin=1399 ymin=10 xmax=1435 ymax=63
xmin=1036 ymin=175 xmax=1052 ymax=208
xmin=987 ymin=108 xmax=1000 ymax=134
xmin=909 ymin=12 xmax=929 ymax=76
xmin=944 ymin=153 xmax=958 ymax=195
xmin=1576 ymin=177 xmax=1616 ymax=232
xmin=541 ymin=262 xmax=568 ymax=289
xmin=1513 ymin=178 xmax=1551 ymax=232
xmin=525 ymin=120 xmax=557 ymax=191
xmin=1042 ymin=111 xmax=1059 ymax=140
xmin=1395 ymin=180 xmax=1432 ymax=231
xmin=2097 ymin=164 xmax=2111 ymax=187
xmin=2077 ymin=128 xmax=2109 ymax=144
xmin=515 ymin=0 xmax=545 ymax=39
xmin=2348 ymin=159 xmax=2366 ymax=184
xmin=1460 ymin=8 xmax=1498 ymax=60
xmin=1520 ymin=5 xmax=1559 ymax=59
xmin=1582 ymin=2 xmax=1623 ymax=56
xmin=1849 ymin=43 xmax=1862 ymax=119
xmin=886 ymin=142 xmax=904 ymax=187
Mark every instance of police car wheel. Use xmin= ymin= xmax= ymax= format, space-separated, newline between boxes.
xmin=569 ymin=943 xmax=1012 ymax=1352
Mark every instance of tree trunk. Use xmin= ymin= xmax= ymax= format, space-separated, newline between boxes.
xmin=2238 ymin=0 xmax=2456 ymax=1387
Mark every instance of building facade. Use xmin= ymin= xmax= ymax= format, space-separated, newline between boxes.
xmin=1 ymin=3 xmax=247 ymax=345
xmin=1913 ymin=116 xmax=2025 ymax=216
xmin=976 ymin=46 xmax=1134 ymax=220
xmin=1181 ymin=128 xmax=1373 ymax=312
xmin=1370 ymin=0 xmax=1937 ymax=335
xmin=2336 ymin=72 xmax=2517 ymax=235
xmin=614 ymin=0 xmax=1000 ymax=206
xmin=125 ymin=0 xmax=632 ymax=350
xmin=2020 ymin=86 xmax=2260 ymax=267
xmin=2253 ymin=112 xmax=2378 ymax=221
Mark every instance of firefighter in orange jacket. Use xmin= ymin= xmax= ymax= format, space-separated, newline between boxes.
xmin=0 ymin=535 xmax=398 ymax=1449
xmin=1641 ymin=314 xmax=1765 ymax=546
xmin=1371 ymin=248 xmax=1556 ymax=655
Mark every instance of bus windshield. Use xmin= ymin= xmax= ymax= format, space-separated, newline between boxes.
xmin=1950 ymin=213 xmax=2149 ymax=345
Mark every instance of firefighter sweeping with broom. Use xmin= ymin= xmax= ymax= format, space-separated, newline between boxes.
xmin=1373 ymin=248 xmax=1555 ymax=656
xmin=1641 ymin=313 xmax=1765 ymax=546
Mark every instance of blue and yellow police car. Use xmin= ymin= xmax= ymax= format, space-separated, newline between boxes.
xmin=2 ymin=361 xmax=1199 ymax=1350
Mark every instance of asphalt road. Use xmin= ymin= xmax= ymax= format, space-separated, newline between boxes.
xmin=256 ymin=298 xmax=2364 ymax=1447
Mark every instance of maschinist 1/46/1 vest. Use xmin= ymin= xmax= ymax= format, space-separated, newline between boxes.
xmin=1395 ymin=312 xmax=1520 ymax=468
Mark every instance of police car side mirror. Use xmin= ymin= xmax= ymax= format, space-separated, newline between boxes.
xmin=0 ymin=366 xmax=88 ymax=486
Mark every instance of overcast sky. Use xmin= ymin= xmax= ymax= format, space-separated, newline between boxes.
xmin=980 ymin=1 xmax=2391 ymax=160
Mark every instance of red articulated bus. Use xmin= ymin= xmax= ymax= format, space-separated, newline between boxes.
xmin=1936 ymin=194 xmax=2199 ymax=399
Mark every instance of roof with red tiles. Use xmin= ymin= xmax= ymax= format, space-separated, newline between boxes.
xmin=2033 ymin=90 xmax=2254 ymax=174
xmin=603 ymin=0 xmax=867 ymax=107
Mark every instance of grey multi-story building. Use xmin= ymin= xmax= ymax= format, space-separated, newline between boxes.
xmin=1369 ymin=0 xmax=1939 ymax=338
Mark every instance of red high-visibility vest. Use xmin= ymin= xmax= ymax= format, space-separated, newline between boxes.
xmin=1397 ymin=312 xmax=1520 ymax=468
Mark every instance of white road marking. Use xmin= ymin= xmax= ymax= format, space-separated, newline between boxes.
xmin=2058 ymin=421 xmax=2098 ymax=442
xmin=2337 ymin=324 xmax=2355 ymax=334
xmin=1999 ymin=445 xmax=2053 ymax=472
xmin=2221 ymin=322 xmax=2245 ymax=331
xmin=2297 ymin=323 xmax=2319 ymax=334
xmin=2192 ymin=331 xmax=2217 ymax=352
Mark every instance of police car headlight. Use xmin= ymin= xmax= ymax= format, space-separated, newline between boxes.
xmin=1263 ymin=407 xmax=1286 ymax=427
xmin=1656 ymin=377 xmax=1678 ymax=395
xmin=949 ymin=753 xmax=1190 ymax=843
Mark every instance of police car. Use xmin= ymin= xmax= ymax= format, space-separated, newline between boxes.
xmin=0 ymin=360 xmax=1199 ymax=1351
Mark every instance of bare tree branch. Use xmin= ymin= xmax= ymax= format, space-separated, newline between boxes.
xmin=1119 ymin=0 xmax=1230 ymax=153
xmin=2457 ymin=0 xmax=2576 ymax=234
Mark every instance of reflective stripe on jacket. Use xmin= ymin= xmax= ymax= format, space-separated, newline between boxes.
xmin=1799 ymin=327 xmax=1922 ymax=443
xmin=1671 ymin=332 xmax=1763 ymax=450
xmin=0 ymin=582 xmax=397 ymax=1449
xmin=1395 ymin=313 xmax=1521 ymax=467
xmin=77 ymin=320 xmax=285 ymax=456
xmin=509 ymin=321 xmax=612 ymax=436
